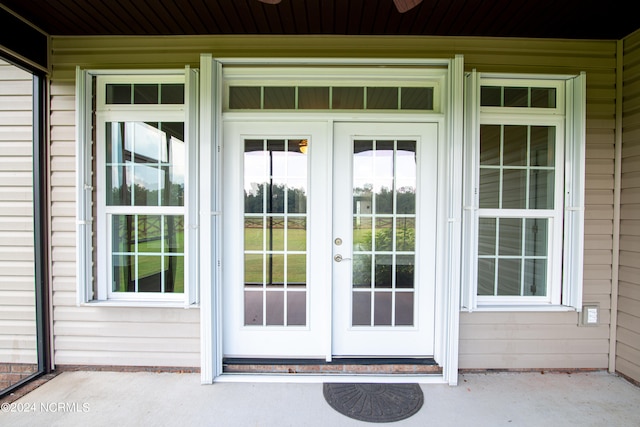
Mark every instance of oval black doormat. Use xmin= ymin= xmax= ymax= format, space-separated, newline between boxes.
xmin=323 ymin=383 xmax=424 ymax=423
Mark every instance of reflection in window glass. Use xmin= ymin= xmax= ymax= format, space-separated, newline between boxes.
xmin=111 ymin=214 xmax=184 ymax=293
xmin=504 ymin=87 xmax=528 ymax=107
xmin=332 ymin=87 xmax=364 ymax=109
xmin=298 ymin=87 xmax=329 ymax=109
xmin=479 ymin=124 xmax=556 ymax=210
xmin=401 ymin=87 xmax=433 ymax=110
xmin=264 ymin=87 xmax=295 ymax=109
xmin=106 ymin=83 xmax=184 ymax=105
xmin=106 ymin=122 xmax=185 ymax=207
xmin=243 ymin=138 xmax=308 ymax=326
xmin=352 ymin=139 xmax=417 ymax=327
xmin=367 ymin=87 xmax=398 ymax=109
xmin=228 ymin=85 xmax=436 ymax=111
xmin=476 ymin=217 xmax=549 ymax=297
xmin=230 ymin=86 xmax=261 ymax=109
xmin=161 ymin=84 xmax=185 ymax=104
xmin=480 ymin=85 xmax=557 ymax=108
xmin=134 ymin=84 xmax=158 ymax=104
xmin=106 ymin=84 xmax=132 ymax=104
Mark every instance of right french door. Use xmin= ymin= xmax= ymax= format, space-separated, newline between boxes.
xmin=331 ymin=122 xmax=438 ymax=357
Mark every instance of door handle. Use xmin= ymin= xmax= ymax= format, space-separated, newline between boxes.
xmin=334 ymin=254 xmax=352 ymax=262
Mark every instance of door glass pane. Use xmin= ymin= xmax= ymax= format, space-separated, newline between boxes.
xmin=396 ymin=141 xmax=416 ymax=214
xmin=352 ymin=292 xmax=372 ymax=326
xmin=351 ymin=139 xmax=417 ymax=327
xmin=395 ymin=292 xmax=414 ymax=325
xmin=395 ymin=255 xmax=415 ymax=288
xmin=396 ymin=217 xmax=415 ymax=251
xmin=265 ymin=291 xmax=285 ymax=325
xmin=287 ymin=218 xmax=306 ymax=251
xmin=374 ymin=292 xmax=393 ymax=325
xmin=353 ymin=217 xmax=372 ymax=251
xmin=374 ymin=255 xmax=393 ymax=288
xmin=243 ymin=138 xmax=308 ymax=326
xmin=352 ymin=254 xmax=372 ymax=288
xmin=287 ymin=291 xmax=306 ymax=326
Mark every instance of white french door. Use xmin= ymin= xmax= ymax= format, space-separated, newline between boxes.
xmin=332 ymin=122 xmax=437 ymax=357
xmin=222 ymin=121 xmax=331 ymax=357
xmin=222 ymin=120 xmax=437 ymax=359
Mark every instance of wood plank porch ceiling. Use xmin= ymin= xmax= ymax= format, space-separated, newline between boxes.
xmin=2 ymin=0 xmax=638 ymax=40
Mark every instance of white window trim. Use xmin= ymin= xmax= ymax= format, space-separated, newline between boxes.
xmin=75 ymin=67 xmax=199 ymax=307
xmin=461 ymin=71 xmax=586 ymax=311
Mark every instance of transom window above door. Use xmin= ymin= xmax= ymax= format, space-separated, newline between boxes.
xmin=223 ymin=66 xmax=446 ymax=113
xmin=228 ymin=85 xmax=434 ymax=111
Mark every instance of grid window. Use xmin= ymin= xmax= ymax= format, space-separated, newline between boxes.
xmin=243 ymin=139 xmax=308 ymax=326
xmin=479 ymin=125 xmax=556 ymax=210
xmin=473 ymin=77 xmax=566 ymax=304
xmin=476 ymin=123 xmax=560 ymax=300
xmin=95 ymin=74 xmax=190 ymax=301
xmin=351 ymin=139 xmax=417 ymax=326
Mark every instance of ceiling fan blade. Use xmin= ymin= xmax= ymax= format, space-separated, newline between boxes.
xmin=393 ymin=0 xmax=423 ymax=13
xmin=257 ymin=0 xmax=282 ymax=4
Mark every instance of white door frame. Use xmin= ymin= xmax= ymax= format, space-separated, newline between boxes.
xmin=199 ymin=55 xmax=465 ymax=385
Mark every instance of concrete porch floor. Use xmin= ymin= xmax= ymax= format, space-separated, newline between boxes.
xmin=1 ymin=370 xmax=639 ymax=426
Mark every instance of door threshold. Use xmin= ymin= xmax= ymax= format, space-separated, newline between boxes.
xmin=223 ymin=357 xmax=441 ymax=375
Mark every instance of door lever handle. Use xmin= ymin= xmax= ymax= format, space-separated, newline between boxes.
xmin=334 ymin=254 xmax=352 ymax=262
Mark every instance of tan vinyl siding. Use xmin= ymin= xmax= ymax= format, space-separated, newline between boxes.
xmin=0 ymin=59 xmax=37 ymax=364
xmin=50 ymin=35 xmax=617 ymax=369
xmin=48 ymin=81 xmax=199 ymax=367
xmin=460 ymin=41 xmax=617 ymax=369
xmin=617 ymin=29 xmax=640 ymax=383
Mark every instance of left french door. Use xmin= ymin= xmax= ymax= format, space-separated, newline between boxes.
xmin=222 ymin=121 xmax=331 ymax=358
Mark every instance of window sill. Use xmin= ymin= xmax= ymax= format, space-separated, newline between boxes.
xmin=82 ymin=300 xmax=199 ymax=309
xmin=466 ymin=305 xmax=577 ymax=313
